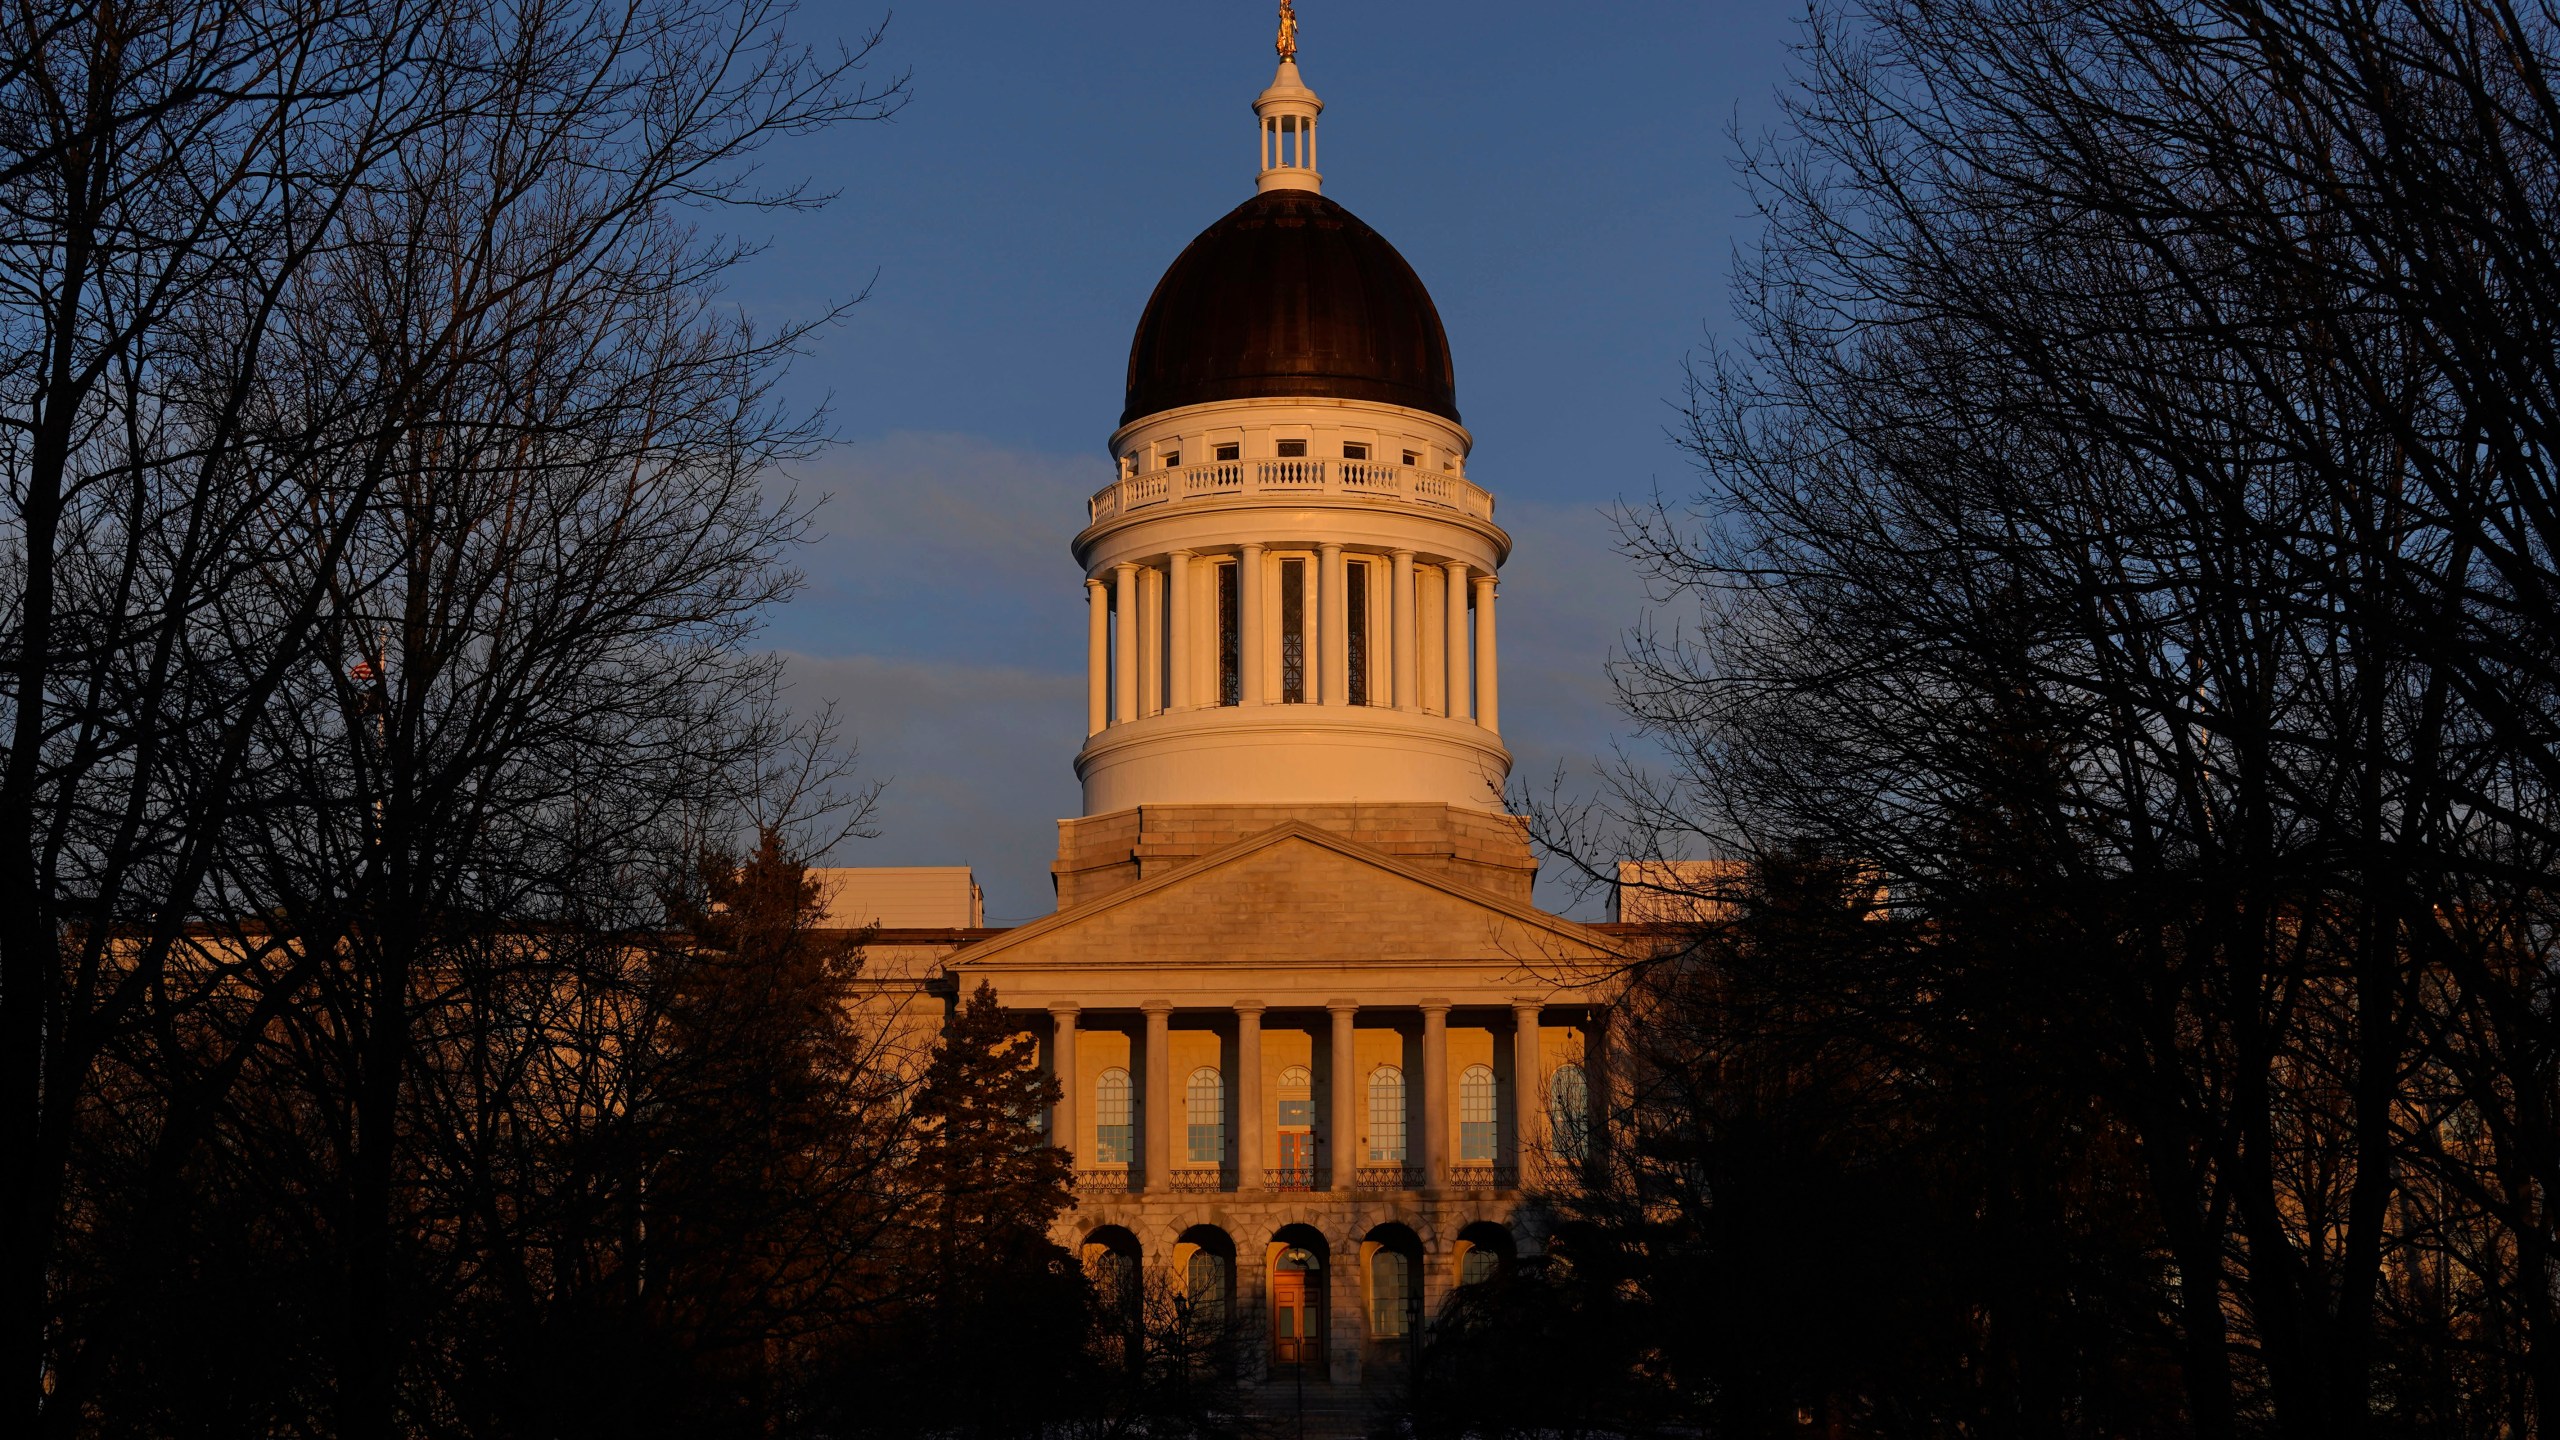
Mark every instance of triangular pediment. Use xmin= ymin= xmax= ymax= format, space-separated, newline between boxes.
xmin=949 ymin=822 xmax=1623 ymax=982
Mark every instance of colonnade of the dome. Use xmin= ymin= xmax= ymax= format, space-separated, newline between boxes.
xmin=1081 ymin=542 xmax=1497 ymax=735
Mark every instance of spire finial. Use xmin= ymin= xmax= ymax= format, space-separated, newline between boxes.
xmin=1276 ymin=0 xmax=1299 ymax=63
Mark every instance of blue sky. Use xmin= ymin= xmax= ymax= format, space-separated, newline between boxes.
xmin=746 ymin=2 xmax=1800 ymax=921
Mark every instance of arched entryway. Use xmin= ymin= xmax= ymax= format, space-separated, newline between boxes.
xmin=1266 ymin=1224 xmax=1329 ymax=1376
xmin=1174 ymin=1225 xmax=1237 ymax=1365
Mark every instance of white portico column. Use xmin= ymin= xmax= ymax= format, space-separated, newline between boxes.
xmin=1112 ymin=563 xmax=1139 ymax=725
xmin=1474 ymin=573 xmax=1500 ymax=733
xmin=1085 ymin=579 xmax=1108 ymax=736
xmin=1390 ymin=550 xmax=1417 ymax=710
xmin=1443 ymin=560 xmax=1471 ymax=722
xmin=1235 ymin=1002 xmax=1265 ymax=1189
xmin=1510 ymin=1001 xmax=1541 ymax=1182
xmin=1143 ymin=1000 xmax=1173 ymax=1194
xmin=1239 ymin=543 xmax=1267 ymax=706
xmin=1167 ymin=550 xmax=1194 ymax=709
xmin=1050 ymin=1004 xmax=1081 ymax=1164
xmin=1420 ymin=1000 xmax=1451 ymax=1189
xmin=1326 ymin=1000 xmax=1358 ymax=1190
xmin=1138 ymin=564 xmax=1163 ymax=717
xmin=1319 ymin=543 xmax=1346 ymax=704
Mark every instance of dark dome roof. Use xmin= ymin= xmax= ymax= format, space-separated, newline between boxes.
xmin=1123 ymin=188 xmax=1459 ymax=426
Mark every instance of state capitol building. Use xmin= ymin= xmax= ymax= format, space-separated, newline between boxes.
xmin=833 ymin=13 xmax=1662 ymax=1399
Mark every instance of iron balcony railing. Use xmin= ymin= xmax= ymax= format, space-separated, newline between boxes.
xmin=1087 ymin=459 xmax=1495 ymax=525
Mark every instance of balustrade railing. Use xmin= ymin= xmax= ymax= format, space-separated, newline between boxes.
xmin=1169 ymin=1168 xmax=1225 ymax=1193
xmin=1446 ymin=1163 xmax=1519 ymax=1190
xmin=1074 ymin=1168 xmax=1137 ymax=1193
xmin=1355 ymin=1163 xmax=1424 ymax=1191
xmin=1088 ymin=459 xmax=1494 ymax=524
xmin=1271 ymin=1163 xmax=1320 ymax=1192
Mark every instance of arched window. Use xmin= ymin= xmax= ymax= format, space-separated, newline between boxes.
xmin=1550 ymin=1063 xmax=1591 ymax=1163
xmin=1277 ymin=1064 xmax=1314 ymax=1126
xmin=1366 ymin=1065 xmax=1407 ymax=1161
xmin=1461 ymin=1246 xmax=1501 ymax=1285
xmin=1186 ymin=1066 xmax=1225 ymax=1163
xmin=1459 ymin=1064 xmax=1499 ymax=1160
xmin=1186 ymin=1249 xmax=1230 ymax=1327
xmin=1095 ymin=1067 xmax=1134 ymax=1164
xmin=1370 ymin=1249 xmax=1415 ymax=1338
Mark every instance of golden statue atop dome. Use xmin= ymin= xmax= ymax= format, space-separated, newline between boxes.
xmin=1276 ymin=0 xmax=1298 ymax=62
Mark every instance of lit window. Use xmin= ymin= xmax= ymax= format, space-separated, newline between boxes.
xmin=1371 ymin=1249 xmax=1414 ymax=1337
xmin=1367 ymin=1065 xmax=1406 ymax=1161
xmin=1214 ymin=442 xmax=1240 ymax=462
xmin=1459 ymin=1064 xmax=1498 ymax=1161
xmin=1341 ymin=442 xmax=1369 ymax=460
xmin=1277 ymin=1065 xmax=1314 ymax=1128
xmin=1186 ymin=1066 xmax=1225 ymax=1163
xmin=1550 ymin=1064 xmax=1591 ymax=1163
xmin=1096 ymin=1067 xmax=1134 ymax=1164
xmin=1275 ymin=438 xmax=1307 ymax=458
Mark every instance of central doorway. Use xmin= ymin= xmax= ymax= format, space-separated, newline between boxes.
xmin=1271 ymin=1244 xmax=1325 ymax=1371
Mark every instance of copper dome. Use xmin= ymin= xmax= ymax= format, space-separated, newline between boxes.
xmin=1122 ymin=188 xmax=1459 ymax=426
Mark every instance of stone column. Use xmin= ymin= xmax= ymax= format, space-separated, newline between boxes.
xmin=1319 ymin=543 xmax=1346 ymax=705
xmin=1390 ymin=550 xmax=1417 ymax=710
xmin=1085 ymin=579 xmax=1108 ymax=736
xmin=1419 ymin=1000 xmax=1451 ymax=1189
xmin=1419 ymin=570 xmax=1444 ymax=714
xmin=1143 ymin=1000 xmax=1173 ymax=1193
xmin=1239 ymin=543 xmax=1267 ymax=706
xmin=1326 ymin=1000 xmax=1358 ymax=1190
xmin=1444 ymin=560 xmax=1472 ymax=722
xmin=1235 ymin=1002 xmax=1265 ymax=1190
xmin=1510 ymin=1001 xmax=1541 ymax=1184
xmin=1167 ymin=550 xmax=1194 ymax=710
xmin=1138 ymin=563 xmax=1163 ymax=718
xmin=1112 ymin=562 xmax=1139 ymax=725
xmin=1473 ymin=573 xmax=1500 ymax=733
xmin=1050 ymin=1004 xmax=1081 ymax=1168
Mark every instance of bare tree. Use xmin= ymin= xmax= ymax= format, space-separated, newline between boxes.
xmin=0 ymin=0 xmax=903 ymax=1432
xmin=1542 ymin=0 xmax=2560 ymax=1435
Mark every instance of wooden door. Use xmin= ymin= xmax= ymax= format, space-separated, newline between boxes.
xmin=1276 ymin=1129 xmax=1315 ymax=1189
xmin=1272 ymin=1270 xmax=1312 ymax=1366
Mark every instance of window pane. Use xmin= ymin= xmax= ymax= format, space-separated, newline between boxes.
xmin=1460 ymin=1065 xmax=1498 ymax=1161
xmin=1187 ymin=1250 xmax=1229 ymax=1327
xmin=1366 ymin=1065 xmax=1406 ymax=1162
xmin=1550 ymin=1064 xmax=1591 ymax=1163
xmin=1371 ymin=1250 xmax=1412 ymax=1338
xmin=1461 ymin=1248 xmax=1499 ymax=1285
xmin=1097 ymin=1067 xmax=1134 ymax=1164
xmin=1186 ymin=1066 xmax=1225 ymax=1163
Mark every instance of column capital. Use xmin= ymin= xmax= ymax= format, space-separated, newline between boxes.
xmin=1169 ymin=546 xmax=1196 ymax=559
xmin=1232 ymin=999 xmax=1268 ymax=1016
xmin=1049 ymin=1001 xmax=1083 ymax=1018
xmin=1325 ymin=997 xmax=1360 ymax=1015
xmin=1418 ymin=997 xmax=1454 ymax=1015
xmin=1508 ymin=998 xmax=1542 ymax=1016
xmin=1140 ymin=997 xmax=1174 ymax=1017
